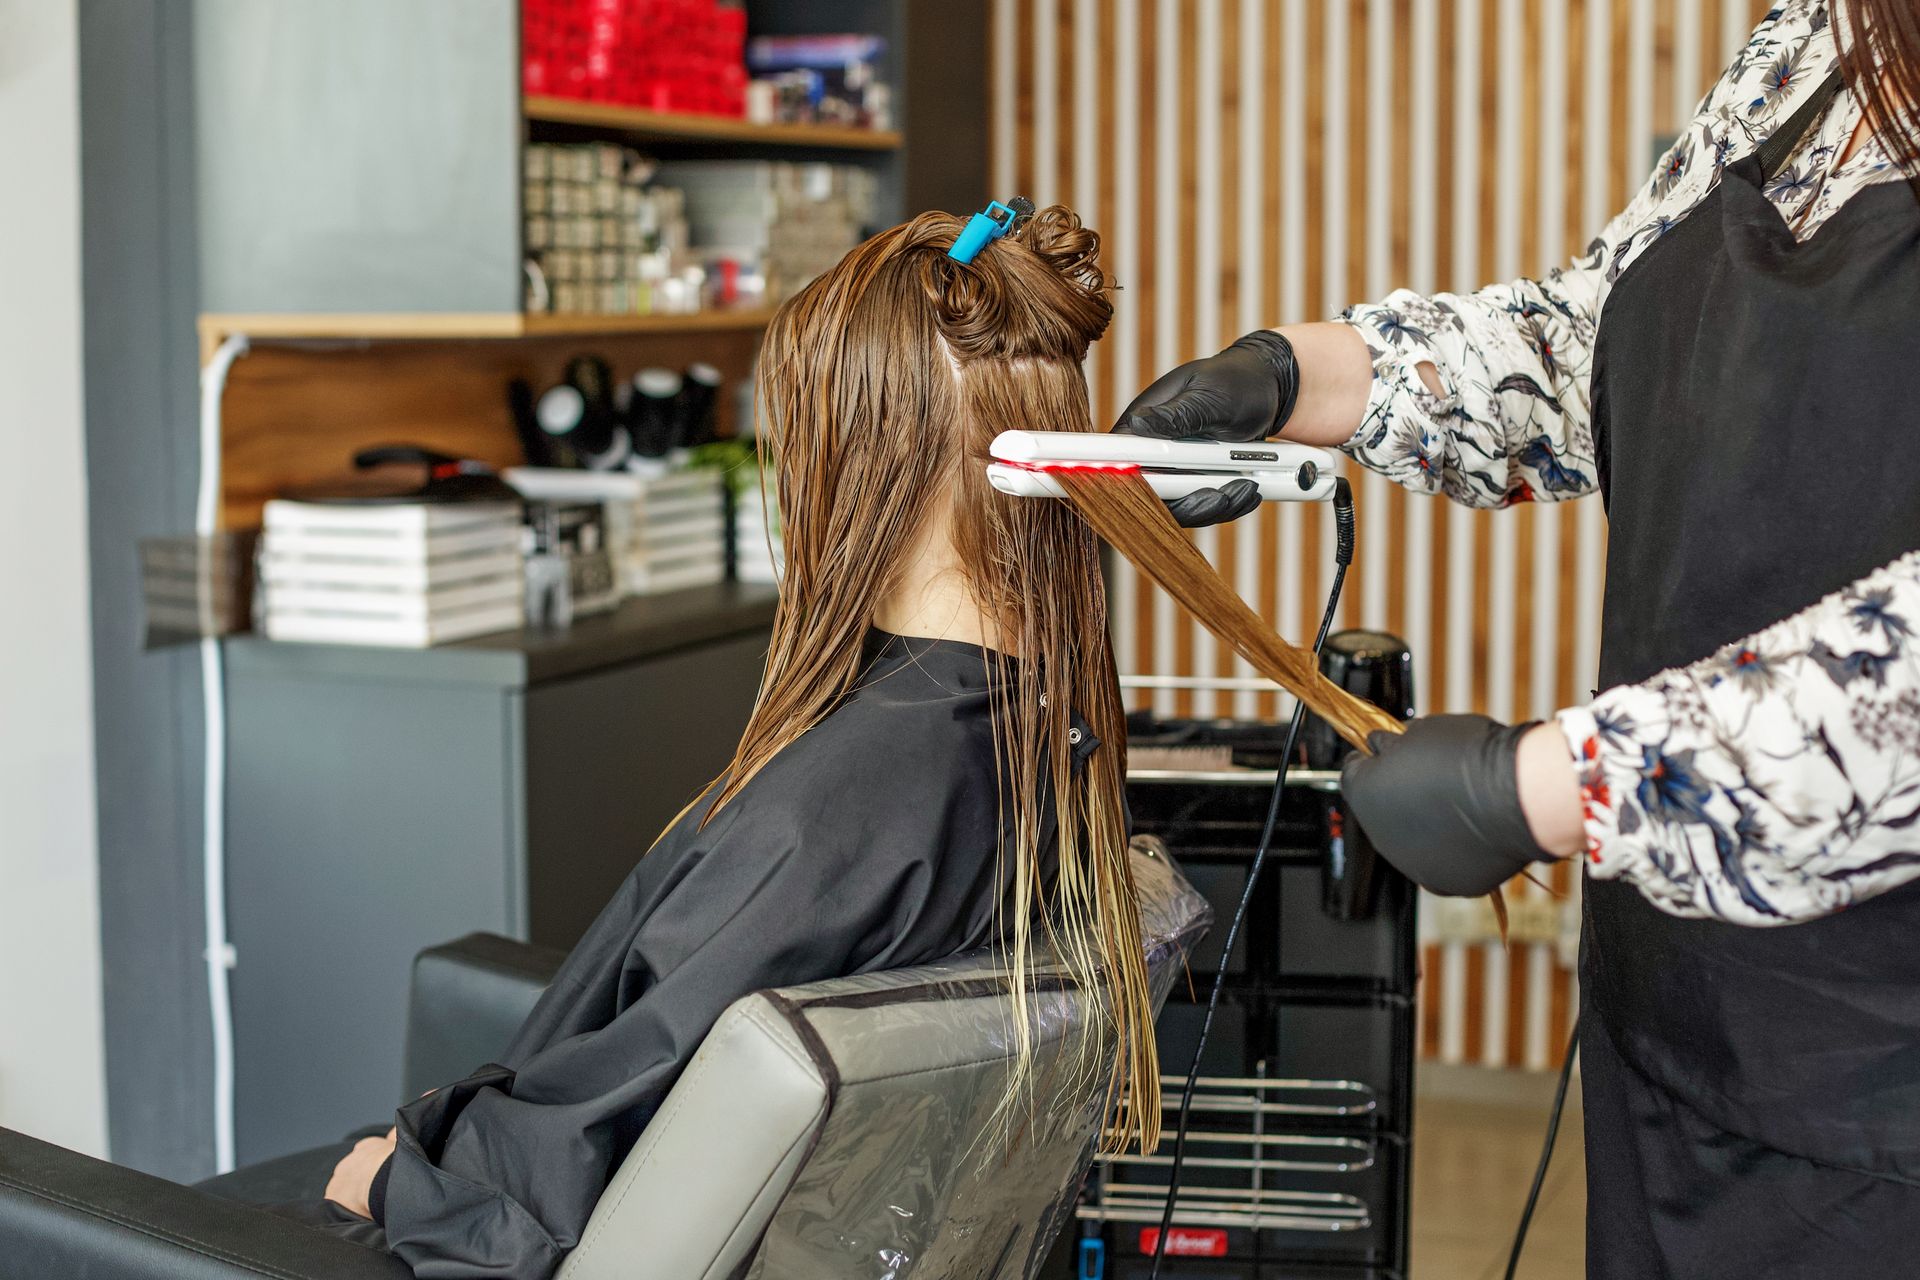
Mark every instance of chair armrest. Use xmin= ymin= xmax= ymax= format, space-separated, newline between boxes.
xmin=0 ymin=1127 xmax=412 ymax=1280
xmin=401 ymin=932 xmax=567 ymax=1101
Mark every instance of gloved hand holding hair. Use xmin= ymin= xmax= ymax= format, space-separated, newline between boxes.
xmin=1113 ymin=322 xmax=1377 ymax=527
xmin=1113 ymin=331 xmax=1297 ymax=528
xmin=1340 ymin=715 xmax=1583 ymax=898
xmin=1115 ymin=330 xmax=1302 ymax=445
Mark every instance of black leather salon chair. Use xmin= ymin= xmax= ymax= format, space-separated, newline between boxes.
xmin=0 ymin=842 xmax=1208 ymax=1279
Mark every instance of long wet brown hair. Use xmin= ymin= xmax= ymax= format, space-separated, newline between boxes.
xmin=1050 ymin=468 xmax=1401 ymax=749
xmin=706 ymin=206 xmax=1159 ymax=1152
xmin=1047 ymin=469 xmax=1524 ymax=935
xmin=1838 ymin=0 xmax=1920 ymax=196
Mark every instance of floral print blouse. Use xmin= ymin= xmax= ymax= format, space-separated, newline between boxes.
xmin=1558 ymin=553 xmax=1920 ymax=925
xmin=1337 ymin=0 xmax=1920 ymax=923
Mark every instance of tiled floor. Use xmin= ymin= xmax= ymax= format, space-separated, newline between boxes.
xmin=1410 ymin=1075 xmax=1586 ymax=1280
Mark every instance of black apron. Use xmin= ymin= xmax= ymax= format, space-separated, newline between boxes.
xmin=1585 ymin=72 xmax=1920 ymax=1277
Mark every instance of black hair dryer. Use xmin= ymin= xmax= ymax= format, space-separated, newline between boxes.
xmin=1305 ymin=630 xmax=1414 ymax=921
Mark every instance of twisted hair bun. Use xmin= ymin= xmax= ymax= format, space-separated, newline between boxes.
xmin=919 ymin=204 xmax=1114 ymax=365
xmin=1013 ymin=205 xmax=1109 ymax=298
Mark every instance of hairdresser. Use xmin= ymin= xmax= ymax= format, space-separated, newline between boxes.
xmin=1117 ymin=3 xmax=1920 ymax=1274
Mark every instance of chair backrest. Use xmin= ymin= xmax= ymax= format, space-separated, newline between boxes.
xmin=556 ymin=842 xmax=1210 ymax=1280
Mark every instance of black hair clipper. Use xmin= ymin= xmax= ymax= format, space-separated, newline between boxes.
xmin=1307 ymin=630 xmax=1414 ymax=921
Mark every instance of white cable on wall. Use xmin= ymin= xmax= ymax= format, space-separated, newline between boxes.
xmin=197 ymin=333 xmax=248 ymax=1175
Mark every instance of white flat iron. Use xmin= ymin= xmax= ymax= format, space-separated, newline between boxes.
xmin=986 ymin=430 xmax=1339 ymax=503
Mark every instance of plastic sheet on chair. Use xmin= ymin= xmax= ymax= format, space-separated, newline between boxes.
xmin=739 ymin=843 xmax=1211 ymax=1280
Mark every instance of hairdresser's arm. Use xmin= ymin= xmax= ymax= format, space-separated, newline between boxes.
xmin=1107 ymin=321 xmax=1455 ymax=450
xmin=1333 ymin=15 xmax=1808 ymax=508
xmin=1349 ymin=551 xmax=1920 ymax=923
xmin=1351 ymin=552 xmax=1920 ymax=921
xmin=1557 ymin=549 xmax=1920 ymax=925
xmin=1113 ymin=268 xmax=1608 ymax=513
xmin=1115 ymin=292 xmax=1596 ymax=516
xmin=1123 ymin=13 xmax=1790 ymax=512
xmin=1332 ymin=257 xmax=1608 ymax=507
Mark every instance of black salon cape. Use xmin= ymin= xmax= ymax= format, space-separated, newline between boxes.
xmin=367 ymin=631 xmax=1087 ymax=1279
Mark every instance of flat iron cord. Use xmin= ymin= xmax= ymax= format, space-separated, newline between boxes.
xmin=1504 ymin=1023 xmax=1581 ymax=1280
xmin=1148 ymin=479 xmax=1355 ymax=1278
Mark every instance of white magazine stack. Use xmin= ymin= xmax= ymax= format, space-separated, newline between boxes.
xmin=505 ymin=466 xmax=728 ymax=596
xmin=258 ymin=501 xmax=526 ymax=647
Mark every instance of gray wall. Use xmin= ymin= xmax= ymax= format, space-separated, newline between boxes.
xmin=80 ymin=0 xmax=525 ymax=1179
xmin=78 ymin=0 xmax=214 ymax=1178
xmin=194 ymin=0 xmax=522 ymax=314
xmin=0 ymin=0 xmax=108 ymax=1158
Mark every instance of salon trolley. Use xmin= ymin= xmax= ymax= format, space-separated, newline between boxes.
xmin=1055 ymin=634 xmax=1419 ymax=1280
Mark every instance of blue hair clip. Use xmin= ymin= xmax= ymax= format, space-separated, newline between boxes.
xmin=947 ymin=197 xmax=1035 ymax=263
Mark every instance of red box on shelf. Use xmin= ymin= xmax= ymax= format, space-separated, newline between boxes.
xmin=527 ymin=0 xmax=749 ymax=116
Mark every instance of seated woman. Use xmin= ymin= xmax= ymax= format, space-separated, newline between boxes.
xmin=314 ymin=205 xmax=1158 ymax=1278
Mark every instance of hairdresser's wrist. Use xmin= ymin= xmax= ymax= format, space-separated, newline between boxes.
xmin=1269 ymin=323 xmax=1376 ymax=448
xmin=1516 ymin=722 xmax=1584 ymax=859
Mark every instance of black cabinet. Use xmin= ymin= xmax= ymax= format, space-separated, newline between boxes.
xmin=1064 ymin=750 xmax=1418 ymax=1279
xmin=221 ymin=585 xmax=773 ymax=1163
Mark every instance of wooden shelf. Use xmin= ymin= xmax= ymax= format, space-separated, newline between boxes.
xmin=524 ymin=96 xmax=901 ymax=151
xmin=518 ymin=306 xmax=776 ymax=336
xmin=199 ymin=307 xmax=776 ymax=358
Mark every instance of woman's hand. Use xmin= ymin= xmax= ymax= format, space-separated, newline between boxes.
xmin=1115 ymin=322 xmax=1375 ymax=446
xmin=1339 ymin=715 xmax=1583 ymax=897
xmin=1114 ymin=323 xmax=1377 ymax=527
xmin=1114 ymin=330 xmax=1301 ymax=444
xmin=324 ymin=1128 xmax=396 ymax=1220
xmin=1164 ymin=478 xmax=1264 ymax=528
xmin=1113 ymin=331 xmax=1296 ymax=528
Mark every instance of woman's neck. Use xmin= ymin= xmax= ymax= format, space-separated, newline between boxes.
xmin=870 ymin=499 xmax=1002 ymax=651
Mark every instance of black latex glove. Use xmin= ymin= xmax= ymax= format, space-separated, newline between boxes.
xmin=1113 ymin=329 xmax=1300 ymax=443
xmin=1166 ymin=478 xmax=1263 ymax=528
xmin=1339 ymin=715 xmax=1551 ymax=897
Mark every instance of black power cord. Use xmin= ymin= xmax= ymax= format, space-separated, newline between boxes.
xmin=1149 ymin=479 xmax=1356 ymax=1278
xmin=1503 ymin=1024 xmax=1581 ymax=1280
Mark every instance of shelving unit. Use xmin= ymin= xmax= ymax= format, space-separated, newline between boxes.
xmin=103 ymin=0 xmax=991 ymax=1177
xmin=191 ymin=0 xmax=986 ymax=525
xmin=524 ymin=96 xmax=902 ymax=150
xmin=520 ymin=304 xmax=778 ymax=335
xmin=197 ymin=306 xmax=779 ymax=359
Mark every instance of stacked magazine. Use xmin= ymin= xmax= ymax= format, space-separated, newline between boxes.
xmin=258 ymin=501 xmax=525 ymax=647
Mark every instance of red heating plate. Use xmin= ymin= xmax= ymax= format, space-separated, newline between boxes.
xmin=996 ymin=459 xmax=1142 ymax=476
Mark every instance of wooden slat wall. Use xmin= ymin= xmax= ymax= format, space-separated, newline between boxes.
xmin=994 ymin=0 xmax=1771 ymax=1070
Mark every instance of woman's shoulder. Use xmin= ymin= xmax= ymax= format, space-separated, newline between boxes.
xmin=763 ymin=674 xmax=1000 ymax=810
xmin=1600 ymin=0 xmax=1838 ymax=282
